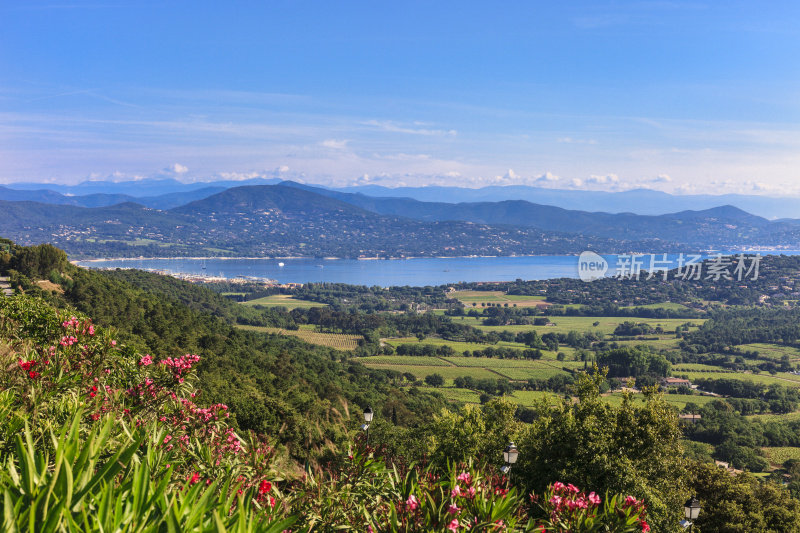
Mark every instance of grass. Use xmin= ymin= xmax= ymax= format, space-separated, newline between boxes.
xmin=235 ymin=324 xmax=361 ymax=350
xmin=241 ymin=294 xmax=326 ymax=309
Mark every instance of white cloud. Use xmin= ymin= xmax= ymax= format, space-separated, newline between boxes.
xmin=362 ymin=120 xmax=457 ymax=136
xmin=653 ymin=173 xmax=672 ymax=182
xmin=168 ymin=163 xmax=188 ymax=174
xmin=534 ymin=171 xmax=560 ymax=183
xmin=586 ymin=174 xmax=620 ymax=185
xmin=321 ymin=139 xmax=349 ymax=149
xmin=557 ymin=137 xmax=598 ymax=145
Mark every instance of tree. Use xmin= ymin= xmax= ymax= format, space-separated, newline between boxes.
xmin=515 ymin=368 xmax=689 ymax=532
xmin=690 ymin=461 xmax=800 ymax=532
xmin=424 ymin=373 xmax=444 ymax=387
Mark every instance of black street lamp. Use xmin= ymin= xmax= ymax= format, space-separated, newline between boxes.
xmin=362 ymin=406 xmax=374 ymax=444
xmin=680 ymin=496 xmax=701 ymax=530
xmin=500 ymin=442 xmax=519 ymax=474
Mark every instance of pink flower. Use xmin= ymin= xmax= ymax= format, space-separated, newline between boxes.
xmin=111 ymin=340 xmax=117 ymax=346
xmin=406 ymin=494 xmax=419 ymax=510
xmin=451 ymin=485 xmax=462 ymax=498
xmin=457 ymin=472 xmax=472 ymax=485
xmin=640 ymin=521 xmax=650 ymax=532
xmin=588 ymin=492 xmax=601 ymax=505
xmin=448 ymin=503 xmax=460 ymax=515
xmin=187 ymin=472 xmax=200 ymax=485
xmin=552 ymin=481 xmax=565 ymax=492
xmin=624 ymin=495 xmax=639 ymax=508
xmin=139 ymin=354 xmax=153 ymax=366
xmin=467 ymin=486 xmax=476 ymax=498
xmin=549 ymin=495 xmax=562 ymax=508
xmin=447 ymin=519 xmax=460 ymax=532
xmin=566 ymin=483 xmax=579 ymax=494
xmin=259 ymin=480 xmax=272 ymax=494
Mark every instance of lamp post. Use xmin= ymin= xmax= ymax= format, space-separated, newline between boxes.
xmin=500 ymin=442 xmax=519 ymax=474
xmin=680 ymin=496 xmax=701 ymax=531
xmin=362 ymin=406 xmax=374 ymax=444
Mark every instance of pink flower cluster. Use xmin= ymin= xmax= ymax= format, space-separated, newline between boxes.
xmin=622 ymin=496 xmax=649 ymax=532
xmin=60 ymin=335 xmax=78 ymax=347
xmin=61 ymin=316 xmax=95 ymax=336
xmin=160 ymin=354 xmax=201 ymax=382
xmin=540 ymin=482 xmax=649 ymax=533
xmin=139 ymin=354 xmax=153 ymax=366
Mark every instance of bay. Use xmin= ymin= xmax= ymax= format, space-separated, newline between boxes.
xmin=74 ymin=251 xmax=800 ymax=287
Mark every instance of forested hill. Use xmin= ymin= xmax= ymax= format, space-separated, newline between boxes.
xmin=0 ymin=239 xmax=446 ymax=458
xmin=0 ymin=184 xmax=673 ymax=258
xmin=284 ymin=181 xmax=790 ymax=247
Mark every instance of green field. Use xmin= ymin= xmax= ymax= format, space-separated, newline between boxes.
xmin=622 ymin=302 xmax=694 ymax=312
xmin=762 ymin=447 xmax=800 ymax=467
xmin=747 ymin=411 xmax=800 ymax=423
xmin=449 ymin=315 xmax=700 ymax=336
xmin=681 ymin=371 xmax=800 ymax=388
xmin=602 ymin=393 xmax=717 ymax=409
xmin=449 ymin=290 xmax=549 ymax=308
xmin=235 ymin=324 xmax=361 ymax=350
xmin=361 ymin=350 xmax=573 ymax=383
xmin=241 ymin=294 xmax=326 ymax=309
xmin=360 ymin=355 xmax=452 ymax=367
xmin=383 ymin=336 xmax=530 ymax=354
xmin=362 ymin=364 xmax=501 ymax=384
xmin=672 ymin=363 xmax=735 ymax=373
xmin=737 ymin=343 xmax=800 ymax=362
xmin=417 ymin=387 xmax=484 ymax=404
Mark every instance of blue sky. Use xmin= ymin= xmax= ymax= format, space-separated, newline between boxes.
xmin=2 ymin=1 xmax=799 ymax=195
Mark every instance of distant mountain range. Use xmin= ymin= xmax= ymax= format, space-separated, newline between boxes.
xmin=280 ymin=182 xmax=792 ymax=246
xmin=1 ymin=181 xmax=799 ymax=258
xmin=0 ymin=185 xmax=667 ymax=259
xmin=3 ymin=177 xmax=800 ymax=219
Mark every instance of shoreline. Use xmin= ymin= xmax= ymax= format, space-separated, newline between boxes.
xmin=69 ymin=248 xmax=787 ymax=265
xmin=71 ymin=253 xmax=585 ymax=264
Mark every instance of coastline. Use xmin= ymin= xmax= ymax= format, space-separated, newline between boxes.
xmin=68 ymin=247 xmax=794 ymax=265
xmin=71 ymin=253 xmax=582 ymax=264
